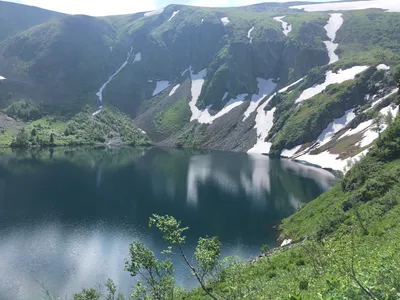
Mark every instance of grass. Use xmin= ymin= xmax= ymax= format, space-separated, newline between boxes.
xmin=154 ymin=97 xmax=190 ymax=135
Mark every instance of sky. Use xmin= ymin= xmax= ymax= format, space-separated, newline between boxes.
xmin=3 ymin=0 xmax=335 ymax=16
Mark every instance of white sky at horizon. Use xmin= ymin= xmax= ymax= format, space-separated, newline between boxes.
xmin=1 ymin=0 xmax=337 ymax=16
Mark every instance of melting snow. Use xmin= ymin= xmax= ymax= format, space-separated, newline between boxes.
xmin=358 ymin=104 xmax=399 ymax=147
xmin=281 ymin=145 xmax=302 ymax=158
xmin=167 ymin=10 xmax=179 ymax=22
xmin=201 ymin=18 xmax=204 ymax=23
xmin=109 ymin=46 xmax=113 ymax=52
xmin=222 ymin=92 xmax=229 ymax=102
xmin=94 ymin=47 xmax=133 ymax=116
xmin=247 ymin=26 xmax=255 ymax=43
xmin=273 ymin=16 xmax=292 ymax=36
xmin=281 ymin=239 xmax=292 ymax=247
xmin=189 ymin=68 xmax=208 ymax=122
xmin=290 ymin=1 xmax=400 ymax=12
xmin=376 ymin=64 xmax=390 ymax=71
xmin=369 ymin=88 xmax=398 ymax=109
xmin=133 ymin=52 xmax=141 ymax=63
xmin=295 ymin=66 xmax=369 ymax=104
xmin=144 ymin=8 xmax=164 ymax=17
xmin=152 ymin=81 xmax=171 ymax=96
xmin=278 ymin=77 xmax=305 ymax=93
xmin=243 ymin=78 xmax=277 ymax=120
xmin=341 ymin=119 xmax=374 ymax=139
xmin=221 ymin=17 xmax=230 ymax=26
xmin=324 ymin=13 xmax=344 ymax=64
xmin=189 ymin=70 xmax=248 ymax=124
xmin=169 ymin=84 xmax=180 ymax=96
xmin=247 ymin=93 xmax=276 ymax=154
xmin=318 ymin=109 xmax=356 ymax=146
xmin=0 ymin=76 xmax=5 ymax=80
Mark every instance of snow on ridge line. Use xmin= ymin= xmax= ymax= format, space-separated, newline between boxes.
xmin=247 ymin=26 xmax=255 ymax=43
xmin=221 ymin=17 xmax=230 ymax=26
xmin=169 ymin=84 xmax=180 ymax=96
xmin=144 ymin=8 xmax=164 ymax=17
xmin=243 ymin=78 xmax=277 ymax=120
xmin=168 ymin=10 xmax=179 ymax=22
xmin=324 ymin=13 xmax=343 ymax=64
xmin=273 ymin=16 xmax=292 ymax=36
xmin=290 ymin=0 xmax=400 ymax=12
xmin=152 ymin=81 xmax=171 ymax=96
xmin=295 ymin=66 xmax=369 ymax=104
xmin=278 ymin=77 xmax=305 ymax=93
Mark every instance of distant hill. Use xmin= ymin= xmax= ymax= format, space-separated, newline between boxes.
xmin=0 ymin=1 xmax=64 ymax=42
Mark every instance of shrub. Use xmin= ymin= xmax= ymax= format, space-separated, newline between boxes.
xmin=5 ymin=100 xmax=41 ymax=121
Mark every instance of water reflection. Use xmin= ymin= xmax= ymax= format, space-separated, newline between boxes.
xmin=0 ymin=147 xmax=337 ymax=299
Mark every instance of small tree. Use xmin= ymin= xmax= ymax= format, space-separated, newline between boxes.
xmin=384 ymin=110 xmax=394 ymax=126
xmin=149 ymin=215 xmax=222 ymax=300
xmin=49 ymin=133 xmax=55 ymax=145
xmin=372 ymin=113 xmax=385 ymax=139
xmin=12 ymin=128 xmax=30 ymax=148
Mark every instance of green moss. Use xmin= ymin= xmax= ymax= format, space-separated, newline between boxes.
xmin=154 ymin=98 xmax=190 ymax=134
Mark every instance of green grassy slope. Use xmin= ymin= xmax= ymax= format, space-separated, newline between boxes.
xmin=0 ymin=1 xmax=64 ymax=42
xmin=184 ymin=114 xmax=400 ymax=300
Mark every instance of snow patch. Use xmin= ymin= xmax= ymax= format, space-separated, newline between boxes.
xmin=243 ymin=78 xmax=277 ymax=120
xmin=0 ymin=76 xmax=5 ymax=80
xmin=247 ymin=94 xmax=276 ymax=154
xmin=133 ymin=52 xmax=141 ymax=63
xmin=273 ymin=16 xmax=292 ymax=36
xmin=281 ymin=239 xmax=292 ymax=247
xmin=221 ymin=17 xmax=230 ymax=26
xmin=376 ymin=64 xmax=390 ymax=71
xmin=144 ymin=8 xmax=164 ymax=17
xmin=201 ymin=18 xmax=204 ymax=23
xmin=189 ymin=68 xmax=208 ymax=122
xmin=295 ymin=66 xmax=369 ymax=104
xmin=169 ymin=84 xmax=180 ymax=97
xmin=341 ymin=120 xmax=374 ymax=139
xmin=152 ymin=81 xmax=171 ymax=96
xmin=109 ymin=46 xmax=113 ymax=52
xmin=247 ymin=26 xmax=255 ymax=43
xmin=324 ymin=13 xmax=343 ymax=64
xmin=167 ymin=10 xmax=179 ymax=22
xmin=358 ymin=105 xmax=399 ymax=147
xmin=94 ymin=47 xmax=133 ymax=116
xmin=290 ymin=1 xmax=400 ymax=12
xmin=278 ymin=77 xmax=305 ymax=93
xmin=281 ymin=146 xmax=302 ymax=158
xmin=318 ymin=109 xmax=356 ymax=146
xmin=369 ymin=88 xmax=398 ymax=109
xmin=222 ymin=92 xmax=229 ymax=102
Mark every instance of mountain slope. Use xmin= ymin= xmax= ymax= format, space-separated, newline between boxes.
xmin=0 ymin=1 xmax=64 ymax=42
xmin=0 ymin=1 xmax=399 ymax=170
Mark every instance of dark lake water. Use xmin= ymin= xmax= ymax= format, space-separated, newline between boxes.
xmin=0 ymin=147 xmax=337 ymax=299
